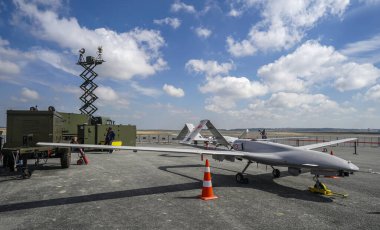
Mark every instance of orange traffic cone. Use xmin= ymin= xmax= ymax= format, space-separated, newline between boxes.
xmin=200 ymin=159 xmax=218 ymax=200
xmin=330 ymin=150 xmax=334 ymax=155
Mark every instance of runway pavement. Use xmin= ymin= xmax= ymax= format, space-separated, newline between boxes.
xmin=0 ymin=144 xmax=379 ymax=229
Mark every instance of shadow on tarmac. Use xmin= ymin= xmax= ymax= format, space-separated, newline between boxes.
xmin=0 ymin=163 xmax=333 ymax=213
xmin=158 ymin=164 xmax=333 ymax=203
xmin=0 ymin=181 xmax=201 ymax=213
xmin=0 ymin=163 xmax=77 ymax=182
xmin=0 ymin=169 xmax=23 ymax=182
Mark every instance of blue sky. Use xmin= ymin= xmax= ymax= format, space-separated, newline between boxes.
xmin=1 ymin=0 xmax=380 ymax=129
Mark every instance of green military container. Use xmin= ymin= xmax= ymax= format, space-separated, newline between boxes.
xmin=78 ymin=124 xmax=96 ymax=144
xmin=97 ymin=124 xmax=136 ymax=146
xmin=60 ymin=112 xmax=90 ymax=141
xmin=78 ymin=124 xmax=136 ymax=146
xmin=1 ymin=108 xmax=137 ymax=178
xmin=4 ymin=110 xmax=64 ymax=148
xmin=2 ymin=109 xmax=136 ymax=148
xmin=2 ymin=109 xmax=71 ymax=178
xmin=92 ymin=116 xmax=113 ymax=125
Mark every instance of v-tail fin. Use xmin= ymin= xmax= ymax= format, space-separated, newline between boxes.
xmin=180 ymin=120 xmax=208 ymax=145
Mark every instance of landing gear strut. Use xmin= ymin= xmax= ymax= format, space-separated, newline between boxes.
xmin=236 ymin=160 xmax=252 ymax=184
xmin=271 ymin=167 xmax=281 ymax=178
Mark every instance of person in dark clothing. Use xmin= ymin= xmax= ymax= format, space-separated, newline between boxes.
xmin=105 ymin=127 xmax=115 ymax=145
xmin=105 ymin=127 xmax=115 ymax=153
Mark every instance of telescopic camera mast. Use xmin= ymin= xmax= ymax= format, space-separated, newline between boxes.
xmin=76 ymin=46 xmax=105 ymax=117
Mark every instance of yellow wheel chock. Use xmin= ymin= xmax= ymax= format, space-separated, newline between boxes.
xmin=308 ymin=182 xmax=348 ymax=197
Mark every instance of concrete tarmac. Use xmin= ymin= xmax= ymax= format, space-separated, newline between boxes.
xmin=0 ymin=144 xmax=379 ymax=229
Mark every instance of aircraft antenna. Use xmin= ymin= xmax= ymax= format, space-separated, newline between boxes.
xmin=76 ymin=47 xmax=105 ymax=117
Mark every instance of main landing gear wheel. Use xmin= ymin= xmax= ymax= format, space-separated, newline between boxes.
xmin=272 ymin=169 xmax=281 ymax=178
xmin=236 ymin=173 xmax=249 ymax=184
xmin=236 ymin=160 xmax=253 ymax=184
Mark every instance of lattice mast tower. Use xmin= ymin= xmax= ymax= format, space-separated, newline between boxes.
xmin=76 ymin=47 xmax=105 ymax=117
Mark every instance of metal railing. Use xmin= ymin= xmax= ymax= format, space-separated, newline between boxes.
xmin=136 ymin=134 xmax=380 ymax=147
xmin=272 ymin=136 xmax=380 ymax=147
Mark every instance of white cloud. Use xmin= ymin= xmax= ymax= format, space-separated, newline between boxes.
xmin=267 ymin=92 xmax=338 ymax=111
xmin=163 ymin=84 xmax=185 ymax=98
xmin=341 ymin=34 xmax=380 ymax=56
xmin=12 ymin=0 xmax=167 ymax=80
xmin=226 ymin=0 xmax=349 ymax=57
xmin=340 ymin=34 xmax=380 ymax=64
xmin=186 ymin=59 xmax=266 ymax=110
xmin=195 ymin=27 xmax=212 ymax=39
xmin=153 ymin=17 xmax=181 ymax=29
xmin=205 ymin=96 xmax=236 ymax=113
xmin=95 ymin=86 xmax=118 ymax=101
xmin=228 ymin=8 xmax=242 ymax=17
xmin=185 ymin=59 xmax=234 ymax=76
xmin=32 ymin=48 xmax=77 ymax=75
xmin=257 ymin=40 xmax=380 ymax=92
xmin=216 ymin=92 xmax=357 ymax=127
xmin=358 ymin=0 xmax=380 ymax=5
xmin=254 ymin=92 xmax=356 ymax=121
xmin=0 ymin=60 xmax=21 ymax=75
xmin=171 ymin=1 xmax=196 ymax=13
xmin=131 ymin=82 xmax=161 ymax=97
xmin=0 ymin=37 xmax=87 ymax=90
xmin=0 ymin=37 xmax=36 ymax=79
xmin=61 ymin=85 xmax=81 ymax=95
xmin=95 ymin=85 xmax=129 ymax=107
xmin=0 ymin=37 xmax=32 ymax=60
xmin=199 ymin=75 xmax=268 ymax=99
xmin=204 ymin=91 xmax=356 ymax=126
xmin=21 ymin=87 xmax=39 ymax=100
xmin=0 ymin=37 xmax=9 ymax=46
xmin=149 ymin=103 xmax=190 ymax=115
xmin=29 ymin=0 xmax=63 ymax=10
xmin=364 ymin=84 xmax=380 ymax=101
xmin=226 ymin=36 xmax=257 ymax=57
xmin=0 ymin=38 xmax=41 ymax=84
xmin=334 ymin=62 xmax=380 ymax=91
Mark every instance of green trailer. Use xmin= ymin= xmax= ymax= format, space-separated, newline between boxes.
xmin=1 ymin=108 xmax=136 ymax=178
xmin=1 ymin=109 xmax=71 ymax=178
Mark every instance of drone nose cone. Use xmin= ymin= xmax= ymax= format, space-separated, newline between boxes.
xmin=349 ymin=162 xmax=359 ymax=172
